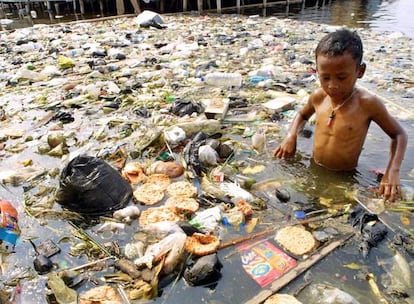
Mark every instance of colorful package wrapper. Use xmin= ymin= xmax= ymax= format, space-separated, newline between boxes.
xmin=0 ymin=200 xmax=20 ymax=246
xmin=238 ymin=240 xmax=297 ymax=287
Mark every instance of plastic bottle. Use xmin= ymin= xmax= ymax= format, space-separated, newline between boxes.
xmin=62 ymin=48 xmax=84 ymax=57
xmin=203 ymin=72 xmax=242 ymax=87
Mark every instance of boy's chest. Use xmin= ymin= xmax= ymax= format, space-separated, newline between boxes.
xmin=314 ymin=105 xmax=370 ymax=140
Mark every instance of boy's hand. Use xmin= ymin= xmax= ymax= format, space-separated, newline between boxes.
xmin=378 ymin=170 xmax=402 ymax=202
xmin=273 ymin=133 xmax=297 ymax=159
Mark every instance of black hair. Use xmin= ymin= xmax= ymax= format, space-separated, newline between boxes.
xmin=315 ymin=29 xmax=363 ymax=65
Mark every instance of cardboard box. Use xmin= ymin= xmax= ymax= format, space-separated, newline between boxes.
xmin=204 ymin=98 xmax=230 ymax=120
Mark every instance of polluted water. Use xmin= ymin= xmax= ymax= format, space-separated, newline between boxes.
xmin=0 ymin=9 xmax=413 ymax=304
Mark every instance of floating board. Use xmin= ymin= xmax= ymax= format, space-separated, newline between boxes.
xmin=245 ymin=233 xmax=354 ymax=304
xmin=261 ymin=96 xmax=296 ymax=112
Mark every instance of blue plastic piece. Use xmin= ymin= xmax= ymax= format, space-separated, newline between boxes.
xmin=294 ymin=210 xmax=306 ymax=220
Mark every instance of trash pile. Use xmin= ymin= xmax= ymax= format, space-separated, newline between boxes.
xmin=0 ymin=11 xmax=413 ymax=304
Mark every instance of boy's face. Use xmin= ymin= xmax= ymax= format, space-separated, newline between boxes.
xmin=316 ymin=51 xmax=365 ymax=102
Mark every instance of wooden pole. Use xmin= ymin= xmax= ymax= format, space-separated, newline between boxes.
xmin=197 ymin=0 xmax=203 ymax=13
xmin=79 ymin=0 xmax=85 ymax=14
xmin=219 ymin=211 xmax=343 ymax=250
xmin=285 ymin=0 xmax=289 ymax=16
xmin=46 ymin=1 xmax=53 ymax=22
xmin=99 ymin=0 xmax=104 ymax=16
xmin=262 ymin=0 xmax=267 ymax=17
xmin=0 ymin=2 xmax=5 ymax=19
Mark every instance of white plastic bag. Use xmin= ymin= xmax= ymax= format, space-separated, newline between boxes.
xmin=135 ymin=10 xmax=164 ymax=26
xmin=199 ymin=145 xmax=219 ymax=166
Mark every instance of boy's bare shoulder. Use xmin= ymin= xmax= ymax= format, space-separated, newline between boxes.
xmin=357 ymin=88 xmax=384 ymax=109
xmin=309 ymin=88 xmax=327 ymax=105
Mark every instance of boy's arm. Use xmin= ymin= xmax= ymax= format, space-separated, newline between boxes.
xmin=273 ymin=94 xmax=316 ymax=159
xmin=369 ymin=98 xmax=408 ymax=202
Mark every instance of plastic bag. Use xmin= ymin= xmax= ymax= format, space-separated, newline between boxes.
xmin=47 ymin=272 xmax=77 ymax=304
xmin=169 ymin=100 xmax=202 ymax=117
xmin=135 ymin=10 xmax=164 ymax=26
xmin=198 ymin=145 xmax=219 ymax=166
xmin=56 ymin=155 xmax=132 ymax=215
xmin=164 ymin=126 xmax=186 ymax=145
xmin=189 ymin=206 xmax=222 ymax=232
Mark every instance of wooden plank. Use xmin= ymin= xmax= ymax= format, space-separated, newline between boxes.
xmin=245 ymin=233 xmax=354 ymax=304
xmin=219 ymin=211 xmax=344 ymax=250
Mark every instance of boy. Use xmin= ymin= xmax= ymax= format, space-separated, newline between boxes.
xmin=273 ymin=29 xmax=407 ymax=202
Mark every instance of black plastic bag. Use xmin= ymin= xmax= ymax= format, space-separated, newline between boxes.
xmin=169 ymin=100 xmax=202 ymax=117
xmin=348 ymin=205 xmax=387 ymax=258
xmin=56 ymin=155 xmax=132 ymax=215
xmin=184 ymin=253 xmax=222 ymax=287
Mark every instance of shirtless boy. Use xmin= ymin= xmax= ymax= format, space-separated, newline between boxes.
xmin=273 ymin=29 xmax=407 ymax=202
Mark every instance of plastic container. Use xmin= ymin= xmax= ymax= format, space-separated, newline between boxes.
xmin=0 ymin=199 xmax=20 ymax=251
xmin=203 ymin=72 xmax=242 ymax=87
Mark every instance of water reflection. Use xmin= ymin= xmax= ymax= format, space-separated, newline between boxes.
xmin=1 ymin=0 xmax=414 ymax=38
xmin=283 ymin=0 xmax=414 ymax=38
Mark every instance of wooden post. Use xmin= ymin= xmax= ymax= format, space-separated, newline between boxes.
xmin=54 ymin=2 xmax=60 ymax=15
xmin=236 ymin=0 xmax=239 ymax=14
xmin=217 ymin=0 xmax=222 ymax=14
xmin=72 ymin=0 xmax=77 ymax=14
xmin=130 ymin=0 xmax=141 ymax=14
xmin=24 ymin=1 xmax=33 ymax=25
xmin=262 ymin=0 xmax=267 ymax=17
xmin=197 ymin=0 xmax=202 ymax=13
xmin=79 ymin=0 xmax=85 ymax=14
xmin=0 ymin=3 xmax=4 ymax=19
xmin=285 ymin=0 xmax=289 ymax=16
xmin=46 ymin=1 xmax=53 ymax=21
xmin=159 ymin=0 xmax=164 ymax=13
xmin=99 ymin=0 xmax=104 ymax=15
xmin=116 ymin=0 xmax=124 ymax=15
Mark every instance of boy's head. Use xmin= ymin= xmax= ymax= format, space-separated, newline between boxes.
xmin=316 ymin=29 xmax=363 ymax=66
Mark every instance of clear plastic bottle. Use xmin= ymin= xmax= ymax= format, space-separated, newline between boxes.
xmin=62 ymin=48 xmax=84 ymax=57
xmin=203 ymin=72 xmax=242 ymax=87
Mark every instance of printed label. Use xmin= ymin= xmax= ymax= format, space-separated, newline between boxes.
xmin=238 ymin=240 xmax=297 ymax=287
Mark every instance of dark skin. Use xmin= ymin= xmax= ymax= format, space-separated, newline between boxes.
xmin=274 ymin=51 xmax=408 ymax=202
